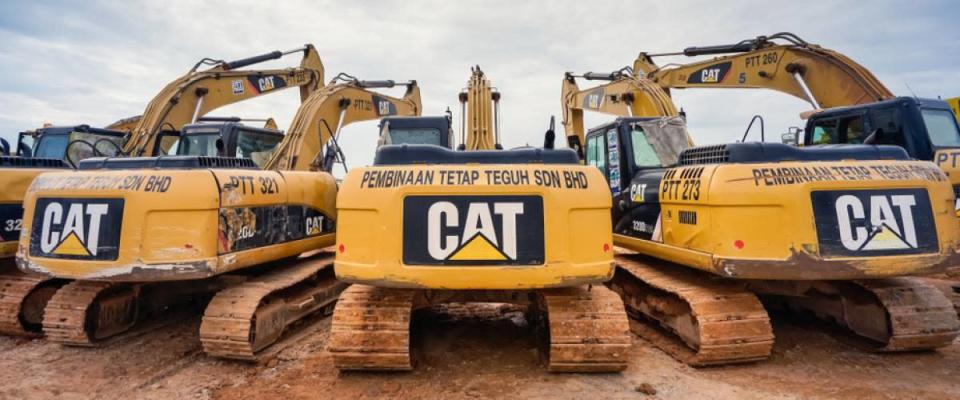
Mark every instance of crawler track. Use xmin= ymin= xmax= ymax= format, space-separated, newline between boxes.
xmin=610 ymin=255 xmax=774 ymax=366
xmin=328 ymin=284 xmax=415 ymax=371
xmin=0 ymin=271 xmax=64 ymax=336
xmin=859 ymin=278 xmax=960 ymax=350
xmin=763 ymin=278 xmax=960 ymax=351
xmin=200 ymin=255 xmax=346 ymax=361
xmin=538 ymin=285 xmax=631 ymax=372
xmin=42 ymin=281 xmax=135 ymax=346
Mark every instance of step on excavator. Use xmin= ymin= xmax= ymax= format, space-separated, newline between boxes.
xmin=0 ymin=45 xmax=326 ymax=337
xmin=562 ymin=34 xmax=960 ymax=366
xmin=16 ymin=74 xmax=422 ymax=360
xmin=328 ymin=66 xmax=632 ymax=372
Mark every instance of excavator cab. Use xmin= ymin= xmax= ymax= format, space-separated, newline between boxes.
xmin=803 ymin=97 xmax=960 ymax=158
xmin=803 ymin=97 xmax=960 ymax=212
xmin=174 ymin=119 xmax=284 ymax=167
xmin=377 ymin=116 xmax=453 ymax=149
xmin=31 ymin=126 xmax=126 ymax=167
xmin=584 ymin=117 xmax=689 ymax=239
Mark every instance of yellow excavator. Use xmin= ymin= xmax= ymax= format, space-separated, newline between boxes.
xmin=948 ymin=97 xmax=960 ymax=121
xmin=0 ymin=45 xmax=326 ymax=337
xmin=562 ymin=33 xmax=960 ymax=366
xmin=328 ymin=66 xmax=632 ymax=372
xmin=17 ymin=73 xmax=422 ymax=359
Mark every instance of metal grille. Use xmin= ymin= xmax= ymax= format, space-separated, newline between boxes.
xmin=195 ymin=157 xmax=258 ymax=169
xmin=677 ymin=144 xmax=729 ymax=166
xmin=0 ymin=156 xmax=68 ymax=169
xmin=79 ymin=156 xmax=259 ymax=170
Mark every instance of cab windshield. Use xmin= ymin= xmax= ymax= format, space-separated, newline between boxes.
xmin=388 ymin=128 xmax=443 ymax=146
xmin=628 ymin=119 xmax=689 ymax=168
xmin=177 ymin=133 xmax=221 ymax=157
xmin=35 ymin=131 xmax=124 ymax=162
xmin=922 ymin=108 xmax=960 ymax=148
xmin=235 ymin=130 xmax=282 ymax=166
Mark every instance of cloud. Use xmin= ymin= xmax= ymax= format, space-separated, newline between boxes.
xmin=1 ymin=0 xmax=957 ymax=167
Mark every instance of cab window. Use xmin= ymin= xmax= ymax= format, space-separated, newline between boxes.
xmin=235 ymin=129 xmax=282 ymax=166
xmin=839 ymin=116 xmax=865 ymax=144
xmin=585 ymin=134 xmax=606 ymax=174
xmin=388 ymin=128 xmax=442 ymax=146
xmin=630 ymin=127 xmax=663 ymax=168
xmin=178 ymin=134 xmax=220 ymax=157
xmin=810 ymin=119 xmax=837 ymax=144
xmin=922 ymin=109 xmax=960 ymax=148
xmin=869 ymin=109 xmax=906 ymax=146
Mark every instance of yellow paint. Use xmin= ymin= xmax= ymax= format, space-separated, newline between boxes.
xmin=448 ymin=235 xmax=506 ymax=261
xmin=52 ymin=232 xmax=90 ymax=256
xmin=335 ymin=163 xmax=614 ymax=289
xmin=947 ymin=97 xmax=960 ymax=121
xmin=613 ymin=160 xmax=960 ymax=279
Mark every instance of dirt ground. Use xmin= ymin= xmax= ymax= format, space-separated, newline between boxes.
xmin=0 ymin=306 xmax=958 ymax=400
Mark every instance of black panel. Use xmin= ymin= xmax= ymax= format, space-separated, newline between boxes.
xmin=218 ymin=205 xmax=333 ymax=254
xmin=678 ymin=142 xmax=909 ymax=166
xmin=0 ymin=204 xmax=23 ymax=242
xmin=78 ymin=156 xmax=259 ymax=170
xmin=0 ymin=156 xmax=68 ymax=169
xmin=375 ymin=144 xmax=579 ymax=166
xmin=403 ymin=195 xmax=544 ymax=266
xmin=29 ymin=198 xmax=124 ymax=260
xmin=812 ymin=189 xmax=937 ymax=257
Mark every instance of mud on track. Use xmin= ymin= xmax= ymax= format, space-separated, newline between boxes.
xmin=0 ymin=306 xmax=958 ymax=400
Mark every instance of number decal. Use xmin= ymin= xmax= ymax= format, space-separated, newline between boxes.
xmin=4 ymin=219 xmax=22 ymax=232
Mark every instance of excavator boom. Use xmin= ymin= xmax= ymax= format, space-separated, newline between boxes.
xmin=634 ymin=32 xmax=893 ymax=109
xmin=561 ymin=70 xmax=679 ymax=156
xmin=457 ymin=66 xmax=500 ymax=150
xmin=124 ymin=44 xmax=325 ymax=156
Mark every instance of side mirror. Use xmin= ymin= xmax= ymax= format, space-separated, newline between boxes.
xmin=543 ymin=116 xmax=556 ymax=149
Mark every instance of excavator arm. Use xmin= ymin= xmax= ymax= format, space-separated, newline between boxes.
xmin=561 ymin=69 xmax=679 ymax=157
xmin=264 ymin=74 xmax=422 ymax=171
xmin=458 ymin=66 xmax=501 ymax=150
xmin=123 ymin=44 xmax=325 ymax=156
xmin=633 ymin=32 xmax=893 ymax=110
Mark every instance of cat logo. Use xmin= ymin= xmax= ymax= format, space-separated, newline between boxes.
xmin=231 ymin=79 xmax=245 ymax=95
xmin=246 ymin=75 xmax=287 ymax=94
xmin=372 ymin=95 xmax=397 ymax=116
xmin=403 ymin=195 xmax=544 ymax=265
xmin=584 ymin=89 xmax=604 ymax=109
xmin=686 ymin=62 xmax=732 ymax=84
xmin=257 ymin=76 xmax=276 ymax=92
xmin=305 ymin=215 xmax=325 ymax=236
xmin=30 ymin=198 xmax=124 ymax=260
xmin=812 ymin=189 xmax=937 ymax=257
xmin=700 ymin=69 xmax=722 ymax=83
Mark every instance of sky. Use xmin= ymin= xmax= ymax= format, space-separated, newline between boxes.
xmin=1 ymin=0 xmax=958 ymax=174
